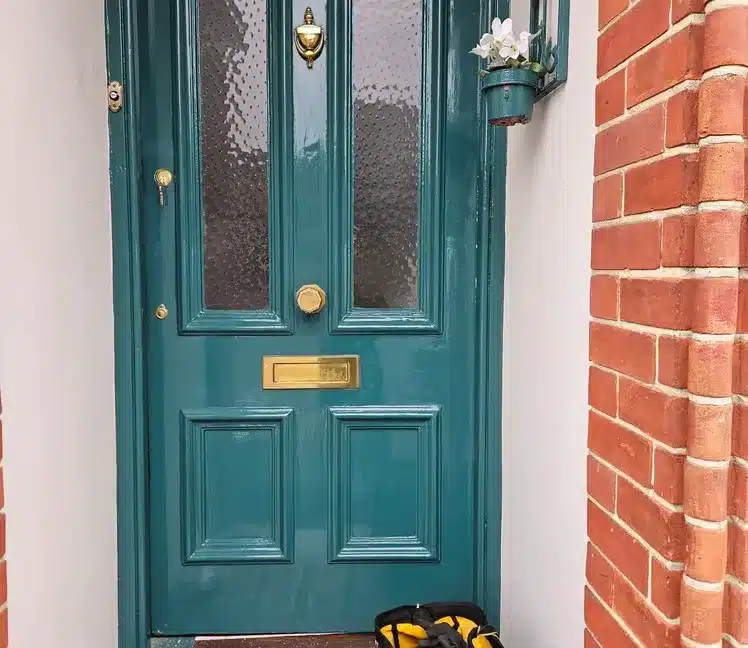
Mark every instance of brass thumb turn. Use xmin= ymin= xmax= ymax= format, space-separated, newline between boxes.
xmin=296 ymin=284 xmax=326 ymax=314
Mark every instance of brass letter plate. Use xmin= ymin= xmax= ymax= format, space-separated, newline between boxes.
xmin=262 ymin=355 xmax=360 ymax=390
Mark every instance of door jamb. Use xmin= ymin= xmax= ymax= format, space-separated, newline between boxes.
xmin=104 ymin=0 xmax=507 ymax=645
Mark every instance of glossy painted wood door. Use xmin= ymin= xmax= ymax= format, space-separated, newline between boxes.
xmin=142 ymin=0 xmax=486 ymax=635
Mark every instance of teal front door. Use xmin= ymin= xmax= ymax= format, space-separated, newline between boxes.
xmin=141 ymin=0 xmax=494 ymax=636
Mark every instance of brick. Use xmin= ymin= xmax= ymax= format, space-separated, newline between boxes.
xmin=600 ymin=0 xmax=630 ymax=29
xmin=589 ymin=410 xmax=653 ymax=487
xmin=0 ymin=561 xmax=6 ymax=610
xmin=724 ymin=581 xmax=748 ymax=643
xmin=688 ymin=339 xmax=733 ymax=397
xmin=692 ymin=278 xmax=738 ymax=334
xmin=624 ymin=154 xmax=699 ymax=214
xmin=658 ymin=335 xmax=689 ymax=389
xmin=739 ymin=278 xmax=748 ymax=334
xmin=592 ymin=221 xmax=661 ymax=269
xmin=734 ymin=340 xmax=748 ymax=396
xmin=590 ymin=323 xmax=656 ymax=382
xmin=595 ymin=105 xmax=666 ymax=174
xmin=728 ymin=520 xmax=748 ymax=582
xmin=590 ymin=365 xmax=618 ymax=417
xmin=704 ymin=7 xmax=748 ymax=70
xmin=684 ymin=461 xmax=729 ymax=522
xmin=620 ymin=278 xmax=691 ymax=329
xmin=584 ymin=629 xmax=602 ymax=648
xmin=699 ymin=75 xmax=746 ymax=137
xmin=681 ymin=581 xmax=724 ymax=644
xmin=587 ymin=500 xmax=650 ymax=593
xmin=0 ymin=607 xmax=7 ymax=648
xmin=619 ymin=377 xmax=687 ymax=447
xmin=617 ymin=479 xmax=686 ymax=561
xmin=666 ymin=89 xmax=699 ymax=147
xmin=597 ymin=70 xmax=626 ymax=126
xmin=598 ymin=0 xmax=669 ymax=75
xmin=653 ymin=449 xmax=685 ymax=505
xmin=694 ymin=211 xmax=745 ymax=268
xmin=700 ymin=143 xmax=746 ymax=203
xmin=672 ymin=0 xmax=704 ymax=23
xmin=587 ymin=542 xmax=615 ymax=604
xmin=612 ymin=571 xmax=680 ymax=648
xmin=745 ymin=79 xmax=748 ymax=138
xmin=662 ymin=214 xmax=695 ymax=267
xmin=651 ymin=558 xmax=682 ymax=619
xmin=732 ymin=403 xmax=748 ymax=462
xmin=593 ymin=175 xmax=623 ymax=222
xmin=729 ymin=461 xmax=748 ymax=521
xmin=591 ymin=275 xmax=619 ymax=320
xmin=585 ymin=587 xmax=639 ymax=648
xmin=589 ymin=454 xmax=617 ymax=511
xmin=0 ymin=515 xmax=5 ymax=559
xmin=687 ymin=401 xmax=732 ymax=461
xmin=685 ymin=523 xmax=727 ymax=583
xmin=627 ymin=24 xmax=704 ymax=107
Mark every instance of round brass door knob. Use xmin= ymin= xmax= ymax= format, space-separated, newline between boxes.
xmin=296 ymin=284 xmax=326 ymax=314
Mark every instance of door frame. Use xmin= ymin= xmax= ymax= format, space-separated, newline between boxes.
xmin=105 ymin=0 xmax=507 ymax=644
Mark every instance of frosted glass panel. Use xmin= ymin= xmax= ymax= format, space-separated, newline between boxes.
xmin=352 ymin=0 xmax=422 ymax=309
xmin=199 ymin=0 xmax=269 ymax=310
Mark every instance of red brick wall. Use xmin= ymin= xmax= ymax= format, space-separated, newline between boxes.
xmin=588 ymin=1 xmax=748 ymax=646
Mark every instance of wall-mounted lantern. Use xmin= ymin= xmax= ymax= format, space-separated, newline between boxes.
xmin=472 ymin=0 xmax=569 ymax=127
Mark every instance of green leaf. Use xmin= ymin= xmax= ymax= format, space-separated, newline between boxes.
xmin=529 ymin=62 xmax=545 ymax=74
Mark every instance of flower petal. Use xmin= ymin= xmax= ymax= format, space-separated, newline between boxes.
xmin=479 ymin=33 xmax=494 ymax=48
xmin=470 ymin=46 xmax=489 ymax=58
xmin=500 ymin=18 xmax=513 ymax=37
xmin=491 ymin=17 xmax=503 ymax=38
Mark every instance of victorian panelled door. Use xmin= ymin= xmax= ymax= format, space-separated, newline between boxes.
xmin=142 ymin=0 xmax=488 ymax=636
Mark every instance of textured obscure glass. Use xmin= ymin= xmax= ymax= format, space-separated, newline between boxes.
xmin=352 ymin=0 xmax=422 ymax=308
xmin=199 ymin=0 xmax=269 ymax=310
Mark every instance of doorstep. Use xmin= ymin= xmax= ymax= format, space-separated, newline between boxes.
xmin=150 ymin=634 xmax=374 ymax=648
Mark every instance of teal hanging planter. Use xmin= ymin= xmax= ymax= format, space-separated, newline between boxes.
xmin=482 ymin=67 xmax=541 ymax=127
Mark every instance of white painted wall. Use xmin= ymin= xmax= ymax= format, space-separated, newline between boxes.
xmin=500 ymin=1 xmax=596 ymax=646
xmin=0 ymin=0 xmax=118 ymax=647
xmin=0 ymin=0 xmax=594 ymax=644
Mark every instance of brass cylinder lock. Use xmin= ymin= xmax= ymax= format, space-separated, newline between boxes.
xmin=296 ymin=284 xmax=326 ymax=314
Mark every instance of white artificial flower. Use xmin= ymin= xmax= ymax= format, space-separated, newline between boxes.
xmin=491 ymin=17 xmax=514 ymax=43
xmin=470 ymin=32 xmax=494 ymax=58
xmin=499 ymin=34 xmax=521 ymax=60
xmin=517 ymin=31 xmax=531 ymax=57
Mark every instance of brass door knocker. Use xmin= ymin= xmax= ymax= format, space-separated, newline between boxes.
xmin=295 ymin=7 xmax=324 ymax=69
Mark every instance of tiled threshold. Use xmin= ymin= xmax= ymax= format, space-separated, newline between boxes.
xmin=150 ymin=634 xmax=374 ymax=648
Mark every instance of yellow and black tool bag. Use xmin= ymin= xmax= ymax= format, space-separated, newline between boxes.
xmin=374 ymin=602 xmax=505 ymax=648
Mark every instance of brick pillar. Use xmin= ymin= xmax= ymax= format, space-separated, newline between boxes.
xmin=587 ymin=0 xmax=748 ymax=646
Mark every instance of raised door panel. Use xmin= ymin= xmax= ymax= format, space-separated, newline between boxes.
xmin=181 ymin=408 xmax=295 ymax=564
xmin=328 ymin=406 xmax=440 ymax=562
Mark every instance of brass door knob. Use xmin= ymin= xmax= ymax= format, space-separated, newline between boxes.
xmin=296 ymin=284 xmax=326 ymax=314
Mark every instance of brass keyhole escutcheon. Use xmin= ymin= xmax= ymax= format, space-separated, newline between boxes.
xmin=296 ymin=284 xmax=326 ymax=314
xmin=155 ymin=304 xmax=169 ymax=320
xmin=294 ymin=7 xmax=324 ymax=69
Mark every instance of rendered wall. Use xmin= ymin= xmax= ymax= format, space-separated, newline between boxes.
xmin=0 ymin=0 xmax=118 ymax=646
xmin=500 ymin=2 xmax=597 ymax=646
